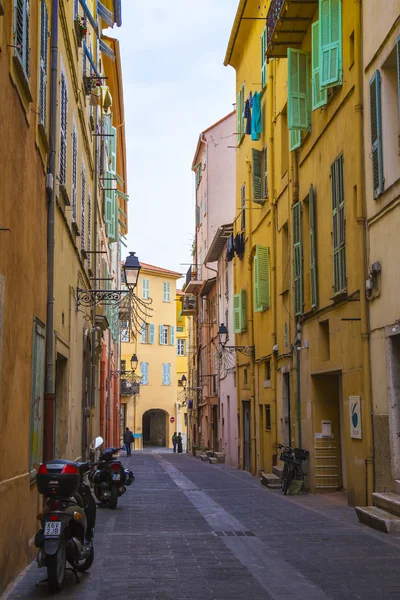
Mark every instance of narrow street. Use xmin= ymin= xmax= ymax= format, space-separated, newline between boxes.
xmin=5 ymin=452 xmax=400 ymax=600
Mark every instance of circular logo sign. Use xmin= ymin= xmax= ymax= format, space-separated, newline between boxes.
xmin=170 ymin=417 xmax=175 ymax=423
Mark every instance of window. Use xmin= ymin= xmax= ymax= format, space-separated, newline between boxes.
xmin=331 ymin=154 xmax=346 ymax=294
xmin=281 ymin=111 xmax=289 ymax=176
xmin=39 ymin=1 xmax=48 ymax=128
xmin=319 ymin=320 xmax=330 ymax=361
xmin=142 ymin=278 xmax=150 ymax=299
xmin=184 ymin=413 xmax=188 ymax=427
xmin=252 ymin=149 xmax=265 ymax=203
xmin=233 ymin=289 xmax=247 ymax=334
xmin=288 ymin=49 xmax=311 ymax=131
xmin=121 ymin=321 xmax=129 ymax=342
xmin=59 ymin=71 xmax=68 ymax=186
xmin=309 ymin=185 xmax=318 ymax=308
xmin=140 ymin=362 xmax=149 ymax=385
xmin=319 ymin=0 xmax=342 ymax=89
xmin=81 ymin=163 xmax=86 ymax=250
xmin=265 ymin=405 xmax=271 ymax=431
xmin=290 ymin=130 xmax=301 ymax=152
xmin=244 ymin=369 xmax=248 ymax=386
xmin=159 ymin=325 xmax=174 ymax=346
xmin=177 ymin=326 xmax=184 ymax=332
xmin=241 ymin=184 xmax=246 ymax=230
xmin=254 ymin=245 xmax=270 ymax=312
xmin=163 ymin=282 xmax=171 ymax=302
xmin=121 ymin=359 xmax=126 ymax=372
xmin=237 ymin=83 xmax=245 ymax=143
xmin=74 ymin=0 xmax=78 ymax=17
xmin=293 ymin=202 xmax=303 ymax=316
xmin=14 ymin=0 xmax=30 ymax=79
xmin=261 ymin=27 xmax=267 ymax=89
xmin=71 ymin=124 xmax=78 ymax=223
xmin=29 ymin=318 xmax=45 ymax=479
xmin=312 ymin=20 xmax=328 ymax=110
xmin=265 ymin=360 xmax=271 ymax=381
xmin=281 ymin=222 xmax=289 ymax=293
xmin=177 ymin=339 xmax=185 ymax=356
xmin=369 ymin=70 xmax=384 ymax=198
xmin=141 ymin=323 xmax=155 ymax=344
xmin=162 ymin=363 xmax=171 ymax=385
xmin=87 ymin=192 xmax=92 ymax=265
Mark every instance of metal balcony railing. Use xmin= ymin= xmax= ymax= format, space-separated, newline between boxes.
xmin=120 ymin=380 xmax=140 ymax=396
xmin=266 ymin=0 xmax=318 ymax=59
xmin=185 ymin=264 xmax=197 ymax=288
xmin=267 ymin=0 xmax=285 ymax=47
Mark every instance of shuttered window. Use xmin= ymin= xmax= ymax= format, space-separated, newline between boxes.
xmin=290 ymin=130 xmax=301 ymax=152
xmin=252 ymin=149 xmax=263 ymax=201
xmin=149 ymin=324 xmax=155 ymax=344
xmin=293 ymin=202 xmax=303 ymax=316
xmin=237 ymin=83 xmax=245 ymax=143
xmin=369 ymin=70 xmax=384 ymax=199
xmin=39 ymin=1 xmax=48 ymax=128
xmin=263 ymin=146 xmax=268 ymax=199
xmin=59 ymin=72 xmax=68 ymax=186
xmin=261 ymin=27 xmax=267 ymax=89
xmin=331 ymin=154 xmax=346 ymax=294
xmin=141 ymin=362 xmax=149 ymax=385
xmin=288 ymin=49 xmax=310 ymax=131
xmin=71 ymin=125 xmax=78 ymax=222
xmin=141 ymin=323 xmax=147 ymax=344
xmin=87 ymin=192 xmax=92 ymax=266
xmin=159 ymin=325 xmax=168 ymax=345
xmin=162 ymin=363 xmax=171 ymax=385
xmin=29 ymin=318 xmax=45 ymax=479
xmin=170 ymin=326 xmax=175 ymax=346
xmin=254 ymin=245 xmax=270 ymax=312
xmin=142 ymin=278 xmax=150 ymax=299
xmin=241 ymin=184 xmax=246 ymax=231
xmin=80 ymin=164 xmax=86 ymax=250
xmin=163 ymin=282 xmax=171 ymax=302
xmin=312 ymin=21 xmax=328 ymax=110
xmin=309 ymin=185 xmax=318 ymax=308
xmin=233 ymin=290 xmax=247 ymax=333
xmin=319 ymin=0 xmax=342 ymax=89
xmin=14 ymin=0 xmax=30 ymax=79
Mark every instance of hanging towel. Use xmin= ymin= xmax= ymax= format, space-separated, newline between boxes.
xmin=246 ymin=108 xmax=252 ymax=135
xmin=234 ymin=233 xmax=245 ymax=260
xmin=249 ymin=90 xmax=253 ymax=108
xmin=244 ymin=98 xmax=250 ymax=119
xmin=226 ymin=234 xmax=235 ymax=262
xmin=251 ymin=91 xmax=262 ymax=141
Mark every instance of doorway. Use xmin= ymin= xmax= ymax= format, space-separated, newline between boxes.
xmin=388 ymin=333 xmax=400 ymax=479
xmin=142 ymin=409 xmax=167 ymax=446
xmin=282 ymin=371 xmax=291 ymax=446
xmin=243 ymin=401 xmax=251 ymax=472
xmin=55 ymin=354 xmax=68 ymax=458
xmin=212 ymin=406 xmax=218 ymax=451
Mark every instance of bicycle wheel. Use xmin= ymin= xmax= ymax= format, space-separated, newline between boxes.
xmin=283 ymin=465 xmax=294 ymax=495
xmin=281 ymin=463 xmax=289 ymax=491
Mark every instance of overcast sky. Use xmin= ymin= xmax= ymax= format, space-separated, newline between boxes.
xmin=112 ymin=0 xmax=238 ymax=278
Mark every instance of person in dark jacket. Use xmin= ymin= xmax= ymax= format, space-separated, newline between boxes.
xmin=123 ymin=427 xmax=133 ymax=457
xmin=172 ymin=432 xmax=178 ymax=453
xmin=177 ymin=433 xmax=183 ymax=454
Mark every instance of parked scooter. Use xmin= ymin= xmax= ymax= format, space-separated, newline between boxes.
xmin=34 ymin=437 xmax=103 ymax=592
xmin=89 ymin=445 xmax=135 ymax=509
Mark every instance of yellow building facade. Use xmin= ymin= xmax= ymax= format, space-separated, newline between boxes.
xmin=121 ymin=264 xmax=181 ymax=448
xmin=225 ymin=0 xmax=373 ymax=505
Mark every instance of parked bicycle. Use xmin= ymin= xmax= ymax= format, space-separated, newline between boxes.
xmin=277 ymin=444 xmax=309 ymax=495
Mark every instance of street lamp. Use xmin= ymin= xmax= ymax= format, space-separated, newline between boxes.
xmin=123 ymin=252 xmax=141 ymax=290
xmin=130 ymin=353 xmax=138 ymax=373
xmin=217 ymin=323 xmax=254 ymax=356
xmin=217 ymin=323 xmax=229 ymax=348
xmin=179 ymin=375 xmax=187 ymax=389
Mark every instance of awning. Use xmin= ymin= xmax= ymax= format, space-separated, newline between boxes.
xmin=101 ymin=85 xmax=113 ymax=112
xmin=99 ymin=39 xmax=115 ymax=60
xmin=205 ymin=223 xmax=233 ymax=263
xmin=97 ymin=1 xmax=114 ymax=27
xmin=200 ymin=277 xmax=216 ymax=297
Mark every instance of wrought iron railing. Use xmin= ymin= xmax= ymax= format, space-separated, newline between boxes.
xmin=185 ymin=264 xmax=198 ymax=288
xmin=121 ymin=380 xmax=140 ymax=396
xmin=267 ymin=0 xmax=285 ymax=47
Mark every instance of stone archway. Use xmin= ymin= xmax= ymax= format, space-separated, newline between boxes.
xmin=142 ymin=409 xmax=167 ymax=447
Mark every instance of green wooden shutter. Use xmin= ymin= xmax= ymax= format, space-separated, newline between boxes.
xmin=293 ymin=202 xmax=303 ymax=316
xmin=240 ymin=84 xmax=245 ymax=142
xmin=252 ymin=149 xmax=263 ymax=200
xmin=39 ymin=1 xmax=48 ymax=128
xmin=149 ymin=324 xmax=155 ymax=344
xmin=254 ymin=246 xmax=270 ymax=312
xmin=290 ymin=130 xmax=301 ymax=152
xmin=319 ymin=0 xmax=342 ymax=89
xmin=331 ymin=154 xmax=346 ymax=293
xmin=240 ymin=289 xmax=247 ymax=331
xmin=288 ymin=49 xmax=310 ymax=131
xmin=261 ymin=27 xmax=267 ymax=89
xmin=309 ymin=185 xmax=318 ymax=308
xmin=233 ymin=293 xmax=241 ymax=333
xmin=369 ymin=70 xmax=384 ymax=199
xmin=312 ymin=21 xmax=327 ymax=110
xmin=263 ymin=147 xmax=268 ymax=198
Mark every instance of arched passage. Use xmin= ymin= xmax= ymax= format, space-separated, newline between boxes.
xmin=142 ymin=409 xmax=167 ymax=447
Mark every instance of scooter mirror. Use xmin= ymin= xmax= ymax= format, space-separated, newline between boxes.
xmin=90 ymin=436 xmax=104 ymax=450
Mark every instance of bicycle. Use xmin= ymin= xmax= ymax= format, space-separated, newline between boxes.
xmin=277 ymin=443 xmax=309 ymax=495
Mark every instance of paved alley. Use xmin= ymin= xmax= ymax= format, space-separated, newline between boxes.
xmin=4 ymin=452 xmax=400 ymax=600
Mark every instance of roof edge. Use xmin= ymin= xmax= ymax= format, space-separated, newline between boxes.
xmin=191 ymin=110 xmax=236 ymax=169
xmin=223 ymin=0 xmax=247 ymax=67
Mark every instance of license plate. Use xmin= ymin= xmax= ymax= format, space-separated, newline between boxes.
xmin=112 ymin=474 xmax=120 ymax=481
xmin=44 ymin=522 xmax=61 ymax=538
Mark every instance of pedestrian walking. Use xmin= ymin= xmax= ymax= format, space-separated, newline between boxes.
xmin=172 ymin=432 xmax=178 ymax=453
xmin=177 ymin=432 xmax=183 ymax=454
xmin=123 ymin=427 xmax=132 ymax=457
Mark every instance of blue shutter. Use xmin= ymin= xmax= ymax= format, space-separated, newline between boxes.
xmin=369 ymin=70 xmax=384 ymax=199
xmin=141 ymin=362 xmax=148 ymax=385
xmin=166 ymin=364 xmax=171 ymax=385
xmin=149 ymin=324 xmax=155 ymax=344
xmin=170 ymin=326 xmax=175 ymax=346
xmin=141 ymin=323 xmax=146 ymax=344
xmin=162 ymin=363 xmax=166 ymax=385
xmin=159 ymin=325 xmax=163 ymax=345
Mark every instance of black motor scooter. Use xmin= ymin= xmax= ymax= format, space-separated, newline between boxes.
xmin=89 ymin=446 xmax=135 ymax=509
xmin=34 ymin=436 xmax=102 ymax=592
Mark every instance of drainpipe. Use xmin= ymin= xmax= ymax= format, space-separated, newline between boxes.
xmin=354 ymin=0 xmax=374 ymax=505
xmin=43 ymin=0 xmax=59 ymax=462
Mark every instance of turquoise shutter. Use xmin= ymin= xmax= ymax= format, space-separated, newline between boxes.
xmin=254 ymin=246 xmax=270 ymax=312
xmin=170 ymin=326 xmax=175 ymax=346
xmin=141 ymin=323 xmax=146 ymax=343
xmin=39 ymin=1 xmax=48 ymax=128
xmin=233 ymin=293 xmax=241 ymax=334
xmin=293 ymin=202 xmax=303 ymax=316
xmin=145 ymin=363 xmax=149 ymax=384
xmin=261 ymin=27 xmax=267 ymax=89
xmin=290 ymin=130 xmax=301 ymax=152
xmin=312 ymin=21 xmax=327 ymax=110
xmin=331 ymin=155 xmax=346 ymax=293
xmin=319 ymin=0 xmax=342 ymax=89
xmin=149 ymin=324 xmax=155 ymax=344
xmin=288 ymin=49 xmax=310 ymax=131
xmin=252 ymin=149 xmax=263 ymax=200
xmin=240 ymin=84 xmax=245 ymax=141
xmin=369 ymin=70 xmax=384 ymax=199
xmin=159 ymin=325 xmax=164 ymax=345
xmin=309 ymin=185 xmax=318 ymax=308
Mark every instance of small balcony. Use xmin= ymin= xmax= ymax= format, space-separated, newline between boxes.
xmin=181 ymin=294 xmax=197 ymax=317
xmin=185 ymin=265 xmax=203 ymax=294
xmin=120 ymin=380 xmax=140 ymax=396
xmin=266 ymin=0 xmax=317 ymax=59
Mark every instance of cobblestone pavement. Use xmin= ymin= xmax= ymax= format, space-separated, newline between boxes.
xmin=4 ymin=451 xmax=400 ymax=600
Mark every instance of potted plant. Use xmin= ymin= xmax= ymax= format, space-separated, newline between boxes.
xmin=74 ymin=15 xmax=87 ymax=46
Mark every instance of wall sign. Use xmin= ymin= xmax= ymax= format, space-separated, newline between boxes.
xmin=170 ymin=417 xmax=175 ymax=423
xmin=350 ymin=396 xmax=362 ymax=439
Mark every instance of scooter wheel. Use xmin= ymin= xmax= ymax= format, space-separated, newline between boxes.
xmin=110 ymin=484 xmax=118 ymax=509
xmin=47 ymin=533 xmax=66 ymax=592
xmin=74 ymin=545 xmax=94 ymax=572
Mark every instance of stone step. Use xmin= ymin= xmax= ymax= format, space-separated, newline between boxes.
xmin=373 ymin=492 xmax=400 ymax=518
xmin=272 ymin=466 xmax=283 ymax=479
xmin=200 ymin=454 xmax=208 ymax=461
xmin=355 ymin=506 xmax=400 ymax=534
xmin=394 ymin=480 xmax=400 ymax=495
xmin=206 ymin=451 xmax=214 ymax=458
xmin=208 ymin=457 xmax=218 ymax=464
xmin=214 ymin=453 xmax=226 ymax=464
xmin=260 ymin=473 xmax=282 ymax=489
